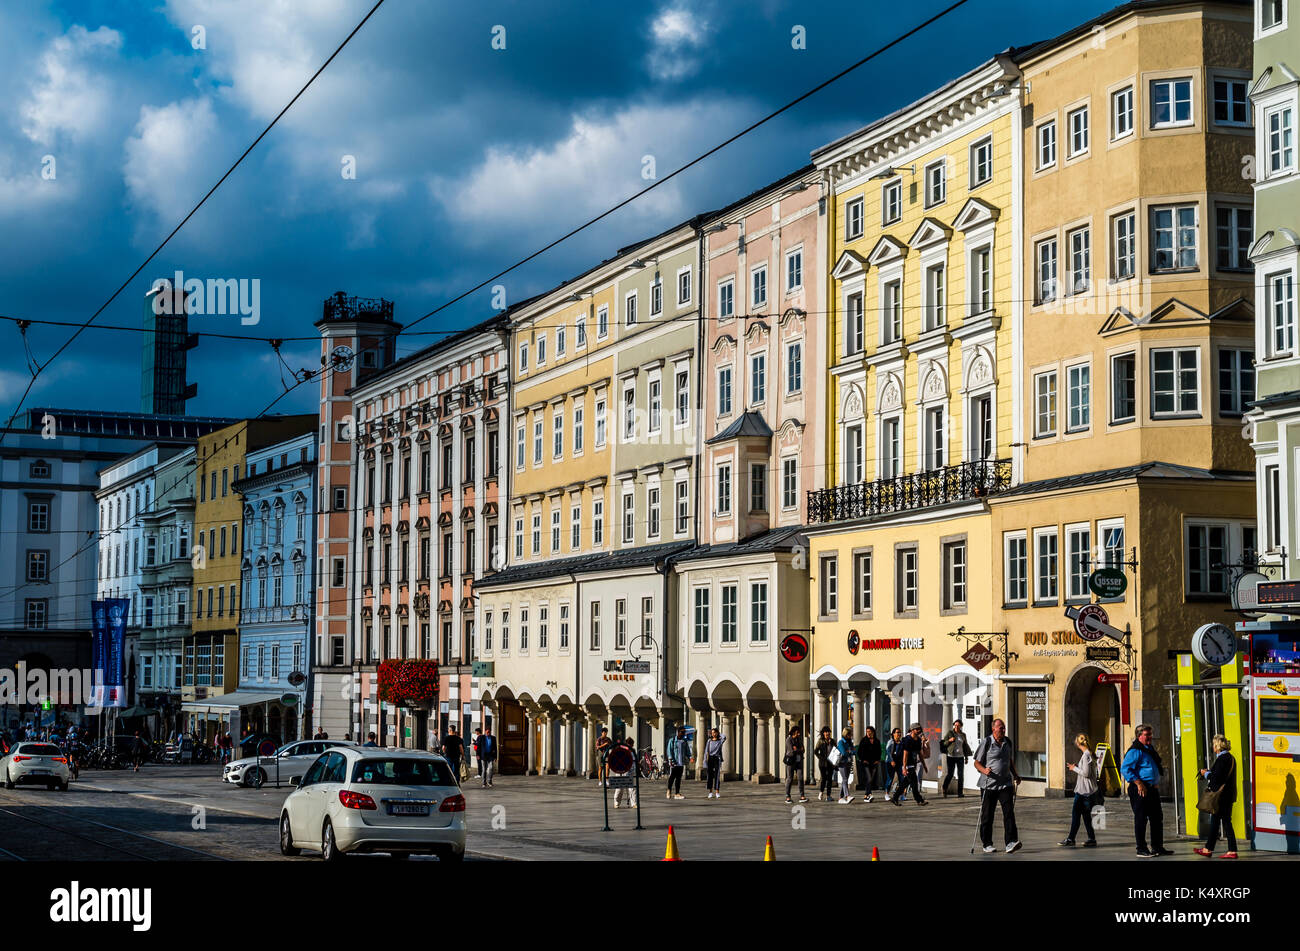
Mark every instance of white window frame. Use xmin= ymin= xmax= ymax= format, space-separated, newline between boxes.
xmin=1150 ymin=203 xmax=1198 ymax=272
xmin=716 ymin=463 xmax=732 ymax=516
xmin=1036 ymin=237 xmax=1058 ymax=303
xmin=718 ymin=278 xmax=736 ymax=320
xmin=1211 ymin=74 xmax=1251 ymax=129
xmin=1033 ymin=527 xmax=1059 ymax=604
xmin=1067 ymin=104 xmax=1090 ymax=158
xmin=969 ymin=135 xmax=993 ymax=188
xmin=717 ymin=365 xmax=734 ymax=417
xmin=1066 ymin=523 xmax=1092 ymax=601
xmin=1004 ymin=531 xmax=1028 ymax=604
xmin=785 ymin=247 xmax=804 ymax=293
xmin=597 ymin=304 xmax=610 ymax=340
xmin=845 ymin=196 xmax=865 ymax=241
xmin=751 ymin=263 xmax=768 ymax=308
xmin=1150 ymin=77 xmax=1194 ymax=129
xmin=1066 ymin=361 xmax=1091 ymax=433
xmin=1150 ymin=347 xmax=1201 ymax=418
xmin=1112 ymin=210 xmax=1136 ymax=280
xmin=924 ymin=158 xmax=947 ymax=207
xmin=749 ymin=352 xmax=766 ymax=405
xmin=1268 ymin=269 xmax=1296 ymax=356
xmin=624 ymin=290 xmax=638 ymax=327
xmin=677 ymin=266 xmax=692 ymax=306
xmin=1036 ymin=119 xmax=1057 ymax=170
xmin=882 ymin=178 xmax=902 ymax=225
xmin=1111 ymin=85 xmax=1134 ymax=140
xmin=1034 ymin=370 xmax=1058 ymax=437
xmin=786 ymin=340 xmax=803 ymax=394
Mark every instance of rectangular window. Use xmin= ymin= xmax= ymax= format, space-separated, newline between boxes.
xmin=750 ymin=463 xmax=767 ymax=512
xmin=845 ymin=424 xmax=864 ymax=484
xmin=597 ymin=305 xmax=609 ymax=339
xmin=969 ymin=136 xmax=993 ymax=187
xmin=895 ymin=546 xmax=919 ymax=614
xmin=1036 ymin=238 xmax=1058 ymax=303
xmin=1150 ymin=347 xmax=1200 ymax=416
xmin=1218 ymin=349 xmax=1255 ymax=415
xmin=693 ymin=588 xmax=710 ymax=644
xmin=27 ymin=500 xmax=49 ymax=533
xmin=1215 ymin=206 xmax=1253 ymax=270
xmin=574 ymin=404 xmax=584 ymax=454
xmin=717 ymin=464 xmax=732 ymax=515
xmin=1270 ymin=272 xmax=1296 ymax=355
xmin=971 ymin=394 xmax=994 ymax=461
xmin=750 ymin=353 xmax=765 ymax=404
xmin=786 ymin=341 xmax=802 ymax=393
xmin=536 ymin=334 xmax=546 ymax=365
xmin=718 ymin=366 xmax=733 ymax=416
xmin=751 ymin=265 xmax=767 ymax=308
xmin=786 ymin=249 xmax=803 ymax=291
xmin=678 ymin=267 xmax=692 ymax=305
xmin=881 ymin=417 xmax=901 ymax=480
xmin=556 ymin=324 xmax=567 ymax=356
xmin=675 ymin=480 xmax=689 ymax=534
xmin=1187 ymin=524 xmax=1229 ymax=595
xmin=1266 ymin=465 xmax=1283 ymax=552
xmin=846 ymin=291 xmax=864 ymax=354
xmin=1264 ymin=0 xmax=1285 ymax=29
xmin=595 ymin=399 xmax=607 ymax=447
xmin=1112 ymin=211 xmax=1136 ymax=280
xmin=883 ymin=280 xmax=902 ymax=343
xmin=622 ymin=387 xmax=636 ymax=440
xmin=718 ymin=279 xmax=735 ymax=319
xmin=1037 ymin=120 xmax=1057 ymax=169
xmin=590 ymin=601 xmax=601 ymax=650
xmin=1111 ymin=352 xmax=1137 ymax=423
xmin=943 ymin=540 xmax=967 ymax=610
xmin=1067 ymin=525 xmax=1092 ymax=600
xmin=576 ymin=315 xmax=586 ymax=348
xmin=1067 ymin=105 xmax=1089 ymax=156
xmin=648 ymin=486 xmax=661 ymax=538
xmin=853 ymin=550 xmax=872 ymax=615
xmin=924 ymin=159 xmax=946 ymax=206
xmin=621 ymin=490 xmax=634 ymax=544
xmin=1067 ymin=227 xmax=1090 ymax=294
xmin=1112 ymin=85 xmax=1134 ymax=139
xmin=625 ymin=292 xmax=638 ymax=327
xmin=1151 ymin=204 xmax=1197 ymax=271
xmin=845 ymin=197 xmax=864 ymax=240
xmin=970 ymin=245 xmax=992 ymax=315
xmin=500 ymin=611 xmax=509 ymax=652
xmin=819 ymin=554 xmax=838 ymax=617
xmin=1035 ymin=528 xmax=1059 ymax=603
xmin=533 ymin=418 xmax=543 ymax=465
xmin=593 ymin=498 xmax=604 ymax=547
xmin=515 ymin=424 xmax=525 ymax=470
xmin=648 ymin=378 xmax=662 ymax=432
xmin=519 ymin=608 xmax=529 ymax=651
xmin=882 ymin=179 xmax=902 ymax=224
xmin=1151 ymin=78 xmax=1194 ymax=128
xmin=615 ymin=599 xmax=626 ymax=651
xmin=924 ymin=406 xmax=945 ymax=470
xmin=1213 ymin=77 xmax=1250 ymax=126
xmin=650 ymin=280 xmax=662 ymax=317
xmin=538 ymin=605 xmax=548 ymax=651
xmin=553 ymin=408 xmax=564 ymax=459
xmin=1067 ymin=363 xmax=1091 ymax=432
xmin=782 ymin=457 xmax=798 ymax=510
xmin=720 ymin=584 xmax=737 ymax=644
xmin=750 ymin=581 xmax=769 ymax=643
xmin=571 ymin=502 xmax=581 ymax=549
xmin=25 ymin=599 xmax=48 ymax=630
xmin=519 ymin=342 xmax=529 ymax=372
xmin=674 ymin=370 xmax=689 ymax=427
xmin=514 ymin=517 xmax=524 ymax=560
xmin=1035 ymin=371 xmax=1058 ymax=436
xmin=1003 ymin=530 xmax=1024 ymax=605
xmin=532 ymin=513 xmax=541 ymax=555
xmin=551 ymin=508 xmax=561 ymax=552
xmin=925 ymin=264 xmax=945 ymax=330
xmin=1267 ymin=105 xmax=1295 ymax=175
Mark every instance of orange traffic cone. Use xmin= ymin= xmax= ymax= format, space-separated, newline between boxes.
xmin=763 ymin=835 xmax=776 ymax=861
xmin=871 ymin=845 xmax=880 ymax=861
xmin=662 ymin=825 xmax=682 ymax=861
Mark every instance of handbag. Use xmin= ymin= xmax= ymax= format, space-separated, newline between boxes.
xmin=827 ymin=747 xmax=842 ymax=767
xmin=1197 ymin=758 xmax=1234 ymax=813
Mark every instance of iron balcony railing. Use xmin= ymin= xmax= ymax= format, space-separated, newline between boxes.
xmin=806 ymin=458 xmax=1012 ymax=524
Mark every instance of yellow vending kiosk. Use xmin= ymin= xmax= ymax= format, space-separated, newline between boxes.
xmin=1242 ymin=618 xmax=1300 ymax=853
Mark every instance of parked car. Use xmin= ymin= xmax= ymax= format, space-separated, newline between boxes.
xmin=279 ymin=747 xmax=466 ymax=861
xmin=2 ymin=742 xmax=72 ymax=790
xmin=223 ymin=739 xmax=356 ymax=788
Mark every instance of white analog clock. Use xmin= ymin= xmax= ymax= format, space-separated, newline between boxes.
xmin=1191 ymin=623 xmax=1237 ymax=668
xmin=330 ymin=345 xmax=356 ymax=372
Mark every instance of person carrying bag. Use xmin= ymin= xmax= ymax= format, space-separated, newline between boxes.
xmin=1195 ymin=734 xmax=1238 ymax=859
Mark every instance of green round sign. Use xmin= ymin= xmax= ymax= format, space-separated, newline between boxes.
xmin=1088 ymin=567 xmax=1128 ymax=599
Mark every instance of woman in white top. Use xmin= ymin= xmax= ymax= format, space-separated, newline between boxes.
xmin=1060 ymin=732 xmax=1098 ymax=847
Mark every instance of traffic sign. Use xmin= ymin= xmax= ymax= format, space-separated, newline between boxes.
xmin=606 ymin=745 xmax=635 ymax=774
xmin=287 ymin=670 xmax=307 ymax=687
xmin=606 ymin=774 xmax=635 ymax=789
xmin=1088 ymin=568 xmax=1127 ymax=599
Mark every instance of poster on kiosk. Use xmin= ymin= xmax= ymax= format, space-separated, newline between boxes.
xmin=1246 ymin=628 xmax=1300 ymax=849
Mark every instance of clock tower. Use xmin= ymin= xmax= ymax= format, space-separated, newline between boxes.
xmin=312 ymin=292 xmax=400 ymax=738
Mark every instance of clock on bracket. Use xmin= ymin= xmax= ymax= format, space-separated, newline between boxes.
xmin=1191 ymin=623 xmax=1238 ymax=668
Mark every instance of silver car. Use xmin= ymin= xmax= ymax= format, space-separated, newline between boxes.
xmin=279 ymin=747 xmax=466 ymax=861
xmin=223 ymin=739 xmax=355 ymax=788
xmin=2 ymin=742 xmax=72 ymax=791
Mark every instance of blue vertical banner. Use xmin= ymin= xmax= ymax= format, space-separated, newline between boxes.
xmin=89 ymin=601 xmax=108 ymax=710
xmin=105 ymin=598 xmax=129 ymax=708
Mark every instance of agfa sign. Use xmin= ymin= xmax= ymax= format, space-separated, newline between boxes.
xmin=961 ymin=642 xmax=996 ymax=671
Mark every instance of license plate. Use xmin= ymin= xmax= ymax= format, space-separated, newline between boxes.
xmin=388 ymin=802 xmax=430 ymax=816
xmin=30 ymin=769 xmax=48 ymax=775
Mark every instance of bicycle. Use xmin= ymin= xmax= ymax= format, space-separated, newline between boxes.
xmin=638 ymin=749 xmax=662 ymax=781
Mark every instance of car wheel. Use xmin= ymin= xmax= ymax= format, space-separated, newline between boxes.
xmin=247 ymin=768 xmax=265 ymax=789
xmin=59 ymin=781 xmax=69 ymax=791
xmin=441 ymin=848 xmax=465 ymax=863
xmin=279 ymin=813 xmax=300 ymax=856
xmin=321 ymin=818 xmax=345 ymax=862
xmin=4 ymin=771 xmax=13 ymax=790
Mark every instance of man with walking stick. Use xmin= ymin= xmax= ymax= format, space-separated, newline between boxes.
xmin=973 ymin=718 xmax=1022 ymax=854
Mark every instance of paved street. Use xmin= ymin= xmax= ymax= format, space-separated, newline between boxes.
xmin=0 ymin=763 xmax=1287 ymax=861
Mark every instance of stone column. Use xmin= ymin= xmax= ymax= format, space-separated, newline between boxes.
xmin=852 ymin=690 xmax=866 ymax=744
xmin=587 ymin=715 xmax=602 ymax=779
xmin=726 ymin=711 xmax=742 ymax=781
xmin=694 ymin=708 xmax=707 ymax=780
xmin=755 ymin=713 xmax=772 ymax=782
xmin=542 ymin=716 xmax=555 ymax=775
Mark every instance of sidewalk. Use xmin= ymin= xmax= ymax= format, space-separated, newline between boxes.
xmin=459 ymin=773 xmax=1281 ymax=861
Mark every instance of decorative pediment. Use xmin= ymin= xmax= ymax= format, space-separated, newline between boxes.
xmin=272 ymin=497 xmax=285 ymax=510
xmin=415 ymin=516 xmax=431 ymax=532
xmin=841 ymin=383 xmax=865 ymax=421
xmin=460 ymin=597 xmax=475 ymax=612
xmin=379 ymin=604 xmax=391 ymax=617
xmin=952 ymin=197 xmax=1000 ymax=232
xmin=243 ymin=505 xmax=256 ymax=519
xmin=1250 ymin=227 xmax=1300 ymax=260
xmin=364 ymin=448 xmax=376 ymax=461
xmin=361 ymin=605 xmax=373 ymax=619
xmin=414 ymin=592 xmax=430 ymax=616
xmin=908 ymin=216 xmax=952 ymax=250
xmin=438 ymin=423 xmax=453 ymax=439
xmin=379 ymin=523 xmax=392 ymax=535
xmin=241 ymin=557 xmax=252 ymax=570
xmin=712 ymin=335 xmax=737 ymax=360
xmin=437 ymin=512 xmax=453 ymax=527
xmin=777 ymin=418 xmax=805 ymax=450
xmin=1207 ymin=296 xmax=1255 ymax=323
xmin=255 ymin=554 xmax=268 ymax=567
xmin=878 ymin=372 xmax=904 ymax=414
xmin=460 ymin=506 xmax=475 ymax=522
xmin=483 ymin=501 xmax=498 ymax=518
xmin=866 ymin=235 xmax=908 ymax=268
xmin=778 ymin=308 xmax=806 ymax=336
xmin=920 ymin=361 xmax=948 ymax=402
xmin=484 ymin=407 xmax=499 ymax=423
xmin=461 ymin=415 xmax=475 ymax=431
xmin=291 ymin=491 xmax=307 ymax=504
xmin=744 ymin=320 xmax=770 ymax=345
xmin=416 ymin=430 xmax=431 ymax=444
xmin=832 ymin=250 xmax=869 ymax=280
xmin=362 ymin=526 xmax=374 ymax=540
xmin=291 ymin=547 xmax=306 ymax=562
xmin=437 ymin=599 xmax=452 ymax=614
xmin=380 ymin=442 xmax=394 ymax=456
xmin=1099 ymin=297 xmax=1229 ymax=336
xmin=270 ymin=552 xmax=283 ymax=565
xmin=398 ymin=603 xmax=410 ymax=617
xmin=397 ymin=520 xmax=409 ymax=534
xmin=964 ymin=346 xmax=996 ymax=390
xmin=398 ymin=436 xmax=411 ymax=451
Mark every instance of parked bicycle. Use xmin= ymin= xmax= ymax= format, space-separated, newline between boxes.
xmin=638 ymin=748 xmax=662 ymax=780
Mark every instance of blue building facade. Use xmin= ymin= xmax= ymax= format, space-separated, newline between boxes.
xmin=234 ymin=431 xmax=316 ymax=742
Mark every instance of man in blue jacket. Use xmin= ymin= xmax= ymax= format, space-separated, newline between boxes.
xmin=1121 ymin=723 xmax=1172 ymax=857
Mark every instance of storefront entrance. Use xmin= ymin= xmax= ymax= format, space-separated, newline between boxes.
xmin=498 ymin=699 xmax=527 ymax=774
xmin=1063 ymin=666 xmax=1122 ymax=794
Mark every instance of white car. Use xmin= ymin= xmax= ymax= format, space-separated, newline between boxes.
xmin=279 ymin=747 xmax=466 ymax=861
xmin=223 ymin=739 xmax=356 ymax=788
xmin=2 ymin=742 xmax=72 ymax=791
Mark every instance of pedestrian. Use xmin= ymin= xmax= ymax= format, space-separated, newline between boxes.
xmin=941 ymin=720 xmax=972 ymax=798
xmin=440 ymin=726 xmax=464 ymax=780
xmin=835 ymin=728 xmax=856 ymax=803
xmin=704 ymin=727 xmax=726 ymax=799
xmin=475 ymin=727 xmax=497 ymax=787
xmin=916 ymin=728 xmax=932 ymax=793
xmin=131 ymin=730 xmax=147 ymax=772
xmin=889 ymin=723 xmax=929 ymax=806
xmin=974 ymin=718 xmax=1022 ymax=853
xmin=857 ymin=725 xmax=882 ymax=802
xmin=784 ymin=724 xmax=808 ymax=804
xmin=363 ymin=731 xmax=379 ymax=748
xmin=1059 ymin=733 xmax=1099 ymax=848
xmin=613 ymin=737 xmax=640 ymax=809
xmin=885 ymin=727 xmax=906 ymax=801
xmin=814 ymin=727 xmax=836 ymax=802
xmin=471 ymin=727 xmax=484 ymax=776
xmin=1195 ymin=734 xmax=1238 ymax=859
xmin=595 ymin=727 xmax=613 ymax=786
xmin=665 ymin=726 xmax=692 ymax=799
xmin=1121 ymin=723 xmax=1172 ymax=857
xmin=343 ymin=732 xmax=352 ymax=742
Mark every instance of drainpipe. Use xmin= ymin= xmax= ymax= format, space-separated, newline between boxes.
xmin=658 ymin=553 xmax=688 ymax=729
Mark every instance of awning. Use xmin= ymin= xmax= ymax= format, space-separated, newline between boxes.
xmin=181 ymin=690 xmax=284 ymax=714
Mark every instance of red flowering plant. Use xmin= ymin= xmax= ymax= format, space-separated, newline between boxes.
xmin=376 ymin=659 xmax=439 ymax=706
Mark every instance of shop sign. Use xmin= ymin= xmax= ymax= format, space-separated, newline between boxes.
xmin=1088 ymin=568 xmax=1128 ymax=599
xmin=1024 ymin=630 xmax=1086 ymax=646
xmin=1086 ymin=646 xmax=1121 ymax=662
xmin=847 ymin=631 xmax=860 ymax=655
xmin=603 ymin=660 xmax=651 ymax=674
xmin=961 ymin=642 xmax=996 ymax=670
xmin=779 ymin=633 xmax=808 ymax=663
xmin=471 ymin=662 xmax=494 ymax=678
xmin=858 ymin=637 xmax=924 ymax=650
xmin=1097 ymin=672 xmax=1127 ymax=684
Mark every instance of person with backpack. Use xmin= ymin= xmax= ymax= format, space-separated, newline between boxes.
xmin=835 ymin=728 xmax=856 ymax=803
xmin=784 ymin=725 xmax=808 ymax=804
xmin=857 ymin=725 xmax=882 ymax=802
xmin=1059 ymin=733 xmax=1098 ymax=847
xmin=1195 ymin=734 xmax=1238 ymax=859
xmin=1120 ymin=723 xmax=1172 ymax=857
xmin=888 ymin=723 xmax=929 ymax=807
xmin=974 ymin=718 xmax=1022 ymax=853
xmin=941 ymin=720 xmax=972 ymax=797
xmin=814 ymin=727 xmax=836 ymax=801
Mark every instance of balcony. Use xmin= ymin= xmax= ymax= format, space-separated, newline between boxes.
xmin=806 ymin=459 xmax=1012 ymax=525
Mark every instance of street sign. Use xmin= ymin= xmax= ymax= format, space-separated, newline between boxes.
xmin=606 ymin=745 xmax=635 ymax=774
xmin=280 ymin=692 xmax=299 ymax=706
xmin=622 ymin=661 xmax=651 ymax=674
xmin=1259 ymin=579 xmax=1300 ymax=606
xmin=1086 ymin=646 xmax=1121 ymax=662
xmin=847 ymin=630 xmax=860 ymax=655
xmin=1234 ymin=572 xmax=1268 ymax=615
xmin=1088 ymin=568 xmax=1128 ymax=599
xmin=287 ymin=670 xmax=306 ymax=687
xmin=606 ymin=774 xmax=635 ymax=789
xmin=779 ymin=633 xmax=808 ymax=663
xmin=1066 ymin=603 xmax=1126 ymax=642
xmin=471 ymin=662 xmax=494 ymax=678
xmin=961 ymin=642 xmax=996 ymax=671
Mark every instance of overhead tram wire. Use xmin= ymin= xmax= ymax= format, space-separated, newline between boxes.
xmin=0 ymin=0 xmax=389 ymax=446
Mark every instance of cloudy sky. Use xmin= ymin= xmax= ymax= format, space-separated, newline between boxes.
xmin=0 ymin=0 xmax=1117 ymax=419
